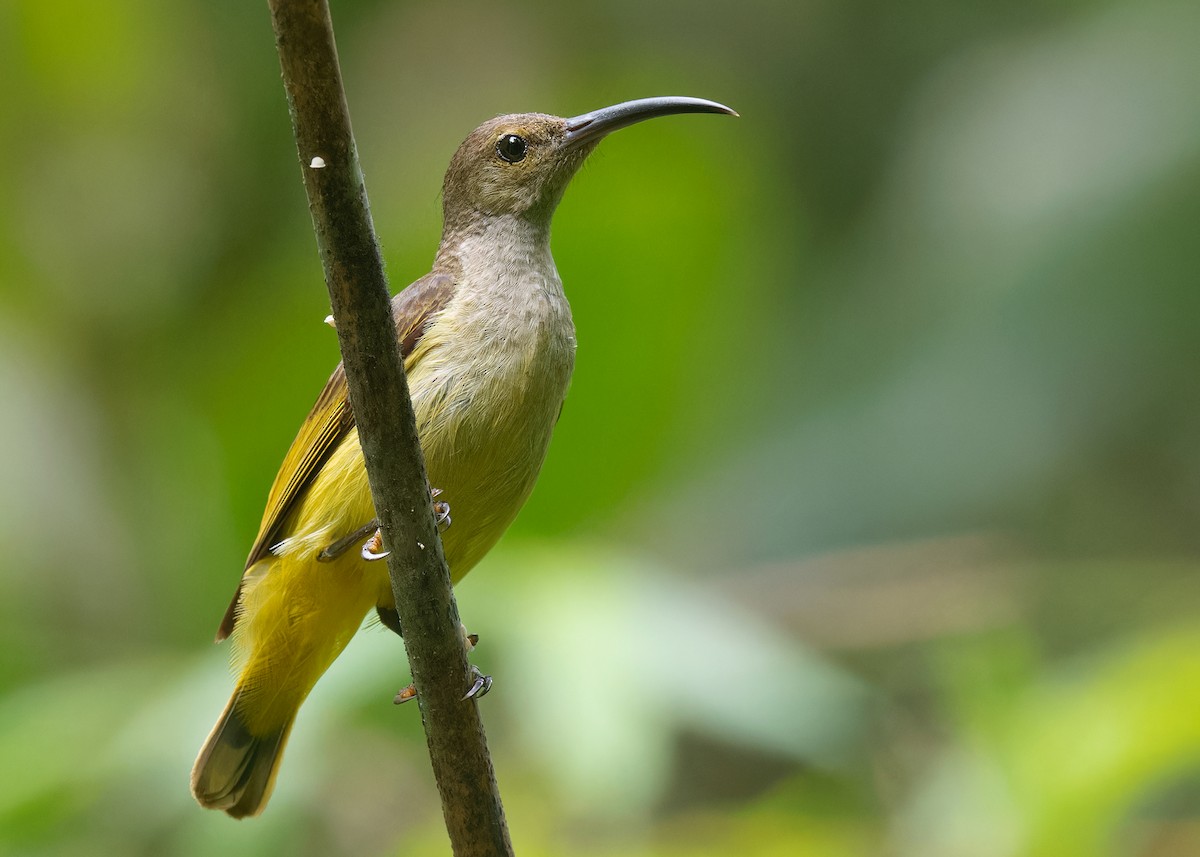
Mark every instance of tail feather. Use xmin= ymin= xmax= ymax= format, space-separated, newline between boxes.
xmin=191 ymin=688 xmax=296 ymax=819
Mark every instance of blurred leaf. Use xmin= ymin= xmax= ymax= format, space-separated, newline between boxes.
xmin=461 ymin=543 xmax=867 ymax=817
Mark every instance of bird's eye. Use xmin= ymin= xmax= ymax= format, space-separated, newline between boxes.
xmin=496 ymin=134 xmax=528 ymax=163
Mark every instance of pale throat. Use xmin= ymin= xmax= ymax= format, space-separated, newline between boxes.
xmin=437 ymin=213 xmax=564 ymax=301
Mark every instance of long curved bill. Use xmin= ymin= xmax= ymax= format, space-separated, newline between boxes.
xmin=563 ymin=96 xmax=737 ymax=148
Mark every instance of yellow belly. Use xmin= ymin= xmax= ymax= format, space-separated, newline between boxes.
xmin=230 ymin=307 xmax=573 ymax=732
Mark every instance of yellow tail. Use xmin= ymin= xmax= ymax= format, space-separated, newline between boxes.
xmin=190 ymin=686 xmax=296 ymax=819
xmin=193 ymin=519 xmax=383 ymax=817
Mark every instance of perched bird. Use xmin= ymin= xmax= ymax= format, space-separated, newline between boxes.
xmin=191 ymin=96 xmax=736 ymax=818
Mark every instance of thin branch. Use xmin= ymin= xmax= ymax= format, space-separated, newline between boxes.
xmin=265 ymin=2 xmax=514 ymax=854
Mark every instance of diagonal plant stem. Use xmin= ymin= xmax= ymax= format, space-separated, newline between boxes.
xmin=265 ymin=1 xmax=514 ymax=854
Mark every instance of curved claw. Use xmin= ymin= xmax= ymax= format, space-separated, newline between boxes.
xmin=434 ymin=501 xmax=452 ymax=531
xmin=463 ymin=666 xmax=493 ymax=701
xmin=361 ymin=529 xmax=390 ymax=561
xmin=430 ymin=487 xmax=452 ymax=532
xmin=393 ymin=627 xmax=488 ymax=705
xmin=394 ymin=665 xmax=491 ymax=704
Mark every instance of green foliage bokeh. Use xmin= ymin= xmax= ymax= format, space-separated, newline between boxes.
xmin=2 ymin=0 xmax=1199 ymax=854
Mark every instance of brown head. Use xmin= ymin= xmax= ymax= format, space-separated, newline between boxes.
xmin=439 ymin=96 xmax=737 ymax=239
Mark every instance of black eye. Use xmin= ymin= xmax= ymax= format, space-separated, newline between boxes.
xmin=496 ymin=134 xmax=528 ymax=163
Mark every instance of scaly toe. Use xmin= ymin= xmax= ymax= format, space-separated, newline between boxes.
xmin=362 ymin=529 xmax=390 ymax=561
xmin=463 ymin=666 xmax=493 ymax=701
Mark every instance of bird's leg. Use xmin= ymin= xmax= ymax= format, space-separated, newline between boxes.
xmin=362 ymin=486 xmax=450 ymax=559
xmin=376 ymin=606 xmax=403 ymax=637
xmin=317 ymin=519 xmax=380 ymax=562
xmin=393 ymin=626 xmax=491 ymax=704
xmin=318 ymin=487 xmax=451 ymax=563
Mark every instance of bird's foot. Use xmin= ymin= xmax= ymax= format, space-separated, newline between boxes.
xmin=361 ymin=529 xmax=389 ymax=561
xmin=431 ymin=486 xmax=451 ymax=532
xmin=318 ymin=519 xmax=380 ymax=562
xmin=364 ymin=486 xmax=449 ymax=559
xmin=463 ymin=665 xmax=493 ymax=701
xmin=392 ymin=669 xmax=493 ymax=704
xmin=460 ymin=626 xmax=489 ymax=698
xmin=319 ymin=488 xmax=450 ymax=563
xmin=392 ymin=628 xmax=490 ymax=704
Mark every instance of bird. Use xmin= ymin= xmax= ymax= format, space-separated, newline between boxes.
xmin=190 ymin=96 xmax=736 ymax=818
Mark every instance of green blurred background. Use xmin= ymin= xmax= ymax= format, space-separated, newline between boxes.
xmin=3 ymin=0 xmax=1200 ymax=854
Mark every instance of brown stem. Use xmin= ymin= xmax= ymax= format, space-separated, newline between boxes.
xmin=265 ymin=1 xmax=514 ymax=853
